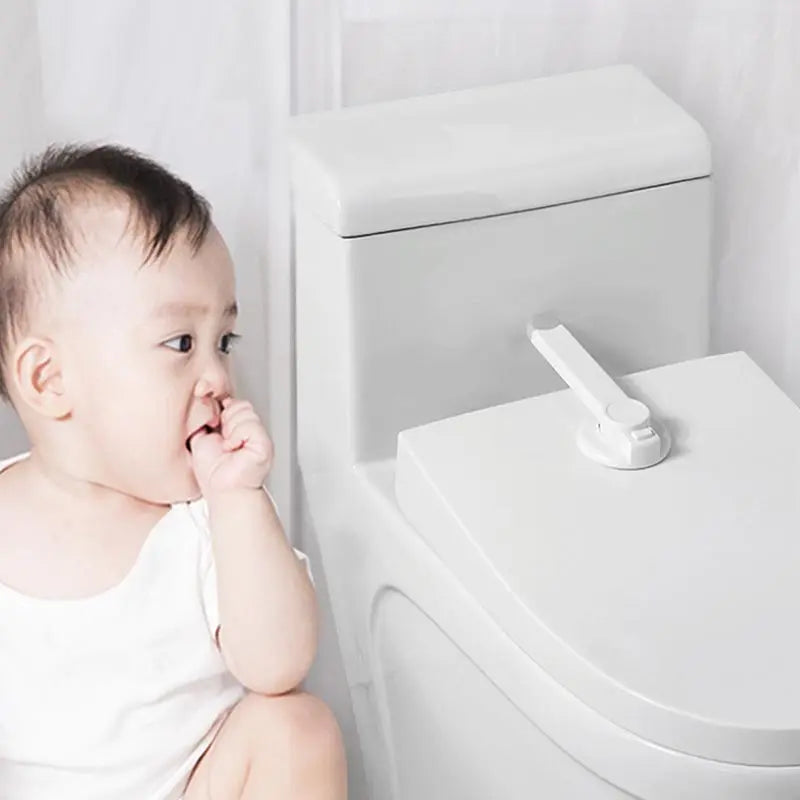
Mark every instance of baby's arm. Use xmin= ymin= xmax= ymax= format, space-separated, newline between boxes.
xmin=205 ymin=486 xmax=318 ymax=695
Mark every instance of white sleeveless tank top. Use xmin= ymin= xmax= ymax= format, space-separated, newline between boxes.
xmin=0 ymin=451 xmax=310 ymax=799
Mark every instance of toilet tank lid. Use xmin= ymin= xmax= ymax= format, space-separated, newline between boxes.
xmin=288 ymin=64 xmax=711 ymax=237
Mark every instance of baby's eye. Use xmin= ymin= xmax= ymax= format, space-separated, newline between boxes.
xmin=220 ymin=332 xmax=242 ymax=355
xmin=164 ymin=334 xmax=194 ymax=353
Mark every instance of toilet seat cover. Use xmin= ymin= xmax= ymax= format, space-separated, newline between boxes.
xmin=394 ymin=352 xmax=800 ymax=766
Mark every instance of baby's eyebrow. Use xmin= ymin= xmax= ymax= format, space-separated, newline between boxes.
xmin=150 ymin=300 xmax=239 ymax=319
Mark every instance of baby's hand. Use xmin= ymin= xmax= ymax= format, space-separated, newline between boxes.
xmin=189 ymin=397 xmax=274 ymax=496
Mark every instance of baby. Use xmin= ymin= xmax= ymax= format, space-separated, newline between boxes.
xmin=0 ymin=145 xmax=347 ymax=799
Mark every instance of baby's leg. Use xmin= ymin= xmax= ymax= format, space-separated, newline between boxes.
xmin=183 ymin=691 xmax=347 ymax=799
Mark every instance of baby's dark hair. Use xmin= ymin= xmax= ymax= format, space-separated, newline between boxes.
xmin=0 ymin=143 xmax=212 ymax=403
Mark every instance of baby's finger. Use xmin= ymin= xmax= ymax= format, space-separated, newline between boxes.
xmin=223 ymin=417 xmax=258 ymax=449
xmin=220 ymin=408 xmax=259 ymax=435
xmin=221 ymin=397 xmax=251 ymax=413
xmin=221 ymin=400 xmax=254 ymax=426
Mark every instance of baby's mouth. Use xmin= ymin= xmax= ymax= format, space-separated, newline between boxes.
xmin=186 ymin=424 xmax=220 ymax=453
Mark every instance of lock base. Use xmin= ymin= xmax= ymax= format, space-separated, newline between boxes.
xmin=577 ymin=418 xmax=672 ymax=469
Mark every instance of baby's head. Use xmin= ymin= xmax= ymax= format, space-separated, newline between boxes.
xmin=0 ymin=144 xmax=240 ymax=504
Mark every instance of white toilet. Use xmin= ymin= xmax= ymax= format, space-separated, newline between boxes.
xmin=289 ymin=65 xmax=800 ymax=798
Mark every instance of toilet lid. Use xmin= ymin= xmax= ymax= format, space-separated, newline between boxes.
xmin=394 ymin=351 xmax=800 ymax=766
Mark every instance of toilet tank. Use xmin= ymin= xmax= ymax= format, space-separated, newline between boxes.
xmin=289 ymin=65 xmax=712 ymax=470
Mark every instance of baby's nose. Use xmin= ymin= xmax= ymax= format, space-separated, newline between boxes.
xmin=195 ymin=372 xmax=232 ymax=402
xmin=194 ymin=346 xmax=232 ymax=398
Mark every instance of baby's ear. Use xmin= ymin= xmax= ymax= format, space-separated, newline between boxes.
xmin=12 ymin=336 xmax=71 ymax=419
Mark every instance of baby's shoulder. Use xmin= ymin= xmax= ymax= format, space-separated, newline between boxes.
xmin=0 ymin=460 xmax=49 ymax=591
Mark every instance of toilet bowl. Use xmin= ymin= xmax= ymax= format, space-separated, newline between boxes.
xmin=289 ymin=65 xmax=800 ymax=797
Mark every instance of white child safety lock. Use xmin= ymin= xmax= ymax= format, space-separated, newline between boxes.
xmin=527 ymin=317 xmax=671 ymax=469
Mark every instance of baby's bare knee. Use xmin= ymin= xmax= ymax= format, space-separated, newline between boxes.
xmin=241 ymin=691 xmax=345 ymax=771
